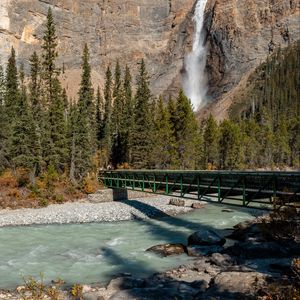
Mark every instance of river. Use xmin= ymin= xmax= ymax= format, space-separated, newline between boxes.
xmin=0 ymin=204 xmax=261 ymax=289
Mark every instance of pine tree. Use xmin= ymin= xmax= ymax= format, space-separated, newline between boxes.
xmin=95 ymin=86 xmax=104 ymax=146
xmin=0 ymin=64 xmax=9 ymax=171
xmin=203 ymin=114 xmax=219 ymax=169
xmin=173 ymin=90 xmax=201 ymax=169
xmin=11 ymin=65 xmax=36 ymax=172
xmin=111 ymin=61 xmax=128 ymax=167
xmin=123 ymin=65 xmax=134 ymax=165
xmin=29 ymin=53 xmax=43 ymax=176
xmin=45 ymin=77 xmax=68 ymax=171
xmin=219 ymin=119 xmax=243 ymax=170
xmin=131 ymin=59 xmax=154 ymax=168
xmin=5 ymin=47 xmax=18 ymax=120
xmin=101 ymin=66 xmax=113 ymax=167
xmin=42 ymin=7 xmax=58 ymax=104
xmin=41 ymin=7 xmax=68 ymax=171
xmin=71 ymin=44 xmax=96 ymax=180
xmin=152 ymin=97 xmax=177 ymax=169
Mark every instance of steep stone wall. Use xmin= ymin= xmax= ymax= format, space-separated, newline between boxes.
xmin=0 ymin=0 xmax=195 ymax=99
xmin=202 ymin=0 xmax=300 ymax=120
xmin=0 ymin=0 xmax=299 ymax=118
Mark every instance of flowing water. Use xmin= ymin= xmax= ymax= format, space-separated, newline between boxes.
xmin=183 ymin=0 xmax=208 ymax=110
xmin=0 ymin=204 xmax=261 ymax=289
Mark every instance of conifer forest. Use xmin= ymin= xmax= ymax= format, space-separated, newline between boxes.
xmin=0 ymin=8 xmax=299 ymax=192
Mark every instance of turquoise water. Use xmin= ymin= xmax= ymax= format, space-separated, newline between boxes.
xmin=0 ymin=204 xmax=260 ymax=289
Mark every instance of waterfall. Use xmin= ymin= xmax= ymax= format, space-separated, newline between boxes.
xmin=183 ymin=0 xmax=208 ymax=110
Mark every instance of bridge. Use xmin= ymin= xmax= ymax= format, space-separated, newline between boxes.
xmin=99 ymin=170 xmax=300 ymax=208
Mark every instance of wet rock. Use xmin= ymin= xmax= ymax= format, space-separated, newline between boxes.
xmin=225 ymin=241 xmax=289 ymax=259
xmin=109 ymin=285 xmax=197 ymax=300
xmin=222 ymin=209 xmax=233 ymax=213
xmin=146 ymin=243 xmax=186 ymax=257
xmin=209 ymin=253 xmax=236 ymax=268
xmin=187 ymin=245 xmax=223 ymax=257
xmin=191 ymin=202 xmax=205 ymax=209
xmin=107 ymin=277 xmax=145 ymax=290
xmin=169 ymin=198 xmax=185 ymax=207
xmin=83 ymin=292 xmax=105 ymax=300
xmin=209 ymin=271 xmax=266 ymax=296
xmin=188 ymin=230 xmax=226 ymax=246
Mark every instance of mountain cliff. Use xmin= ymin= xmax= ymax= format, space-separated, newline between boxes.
xmin=0 ymin=0 xmax=299 ymax=117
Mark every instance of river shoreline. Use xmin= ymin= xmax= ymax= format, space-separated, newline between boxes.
xmin=0 ymin=210 xmax=299 ymax=300
xmin=0 ymin=196 xmax=199 ymax=227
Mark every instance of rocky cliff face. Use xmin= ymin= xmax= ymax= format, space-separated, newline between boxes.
xmin=0 ymin=0 xmax=195 ymax=99
xmin=0 ymin=0 xmax=299 ymax=117
xmin=202 ymin=0 xmax=300 ymax=120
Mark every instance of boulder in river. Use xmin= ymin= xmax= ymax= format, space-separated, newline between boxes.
xmin=187 ymin=245 xmax=224 ymax=257
xmin=188 ymin=230 xmax=226 ymax=246
xmin=191 ymin=202 xmax=205 ymax=209
xmin=146 ymin=243 xmax=187 ymax=257
xmin=169 ymin=198 xmax=185 ymax=207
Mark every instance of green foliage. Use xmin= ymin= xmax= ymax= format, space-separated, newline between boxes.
xmin=203 ymin=114 xmax=219 ymax=169
xmin=173 ymin=90 xmax=201 ymax=169
xmin=131 ymin=59 xmax=154 ymax=168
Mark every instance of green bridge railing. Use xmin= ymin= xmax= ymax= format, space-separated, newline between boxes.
xmin=99 ymin=170 xmax=300 ymax=207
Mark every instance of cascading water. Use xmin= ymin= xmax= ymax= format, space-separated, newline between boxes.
xmin=183 ymin=0 xmax=208 ymax=110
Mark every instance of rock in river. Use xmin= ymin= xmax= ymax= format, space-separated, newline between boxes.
xmin=169 ymin=198 xmax=185 ymax=207
xmin=146 ymin=243 xmax=187 ymax=257
xmin=188 ymin=230 xmax=226 ymax=246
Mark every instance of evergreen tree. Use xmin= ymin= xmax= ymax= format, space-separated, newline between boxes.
xmin=45 ymin=77 xmax=68 ymax=171
xmin=0 ymin=64 xmax=9 ymax=171
xmin=41 ymin=7 xmax=68 ymax=171
xmin=131 ymin=59 xmax=153 ymax=169
xmin=173 ymin=90 xmax=201 ymax=169
xmin=95 ymin=86 xmax=104 ymax=146
xmin=71 ymin=44 xmax=95 ymax=179
xmin=42 ymin=7 xmax=58 ymax=104
xmin=123 ymin=65 xmax=134 ymax=164
xmin=11 ymin=65 xmax=36 ymax=172
xmin=29 ymin=52 xmax=42 ymax=119
xmin=219 ymin=119 xmax=243 ymax=169
xmin=152 ymin=97 xmax=177 ymax=169
xmin=203 ymin=114 xmax=219 ymax=169
xmin=101 ymin=66 xmax=113 ymax=167
xmin=5 ymin=47 xmax=18 ymax=120
xmin=111 ymin=61 xmax=127 ymax=166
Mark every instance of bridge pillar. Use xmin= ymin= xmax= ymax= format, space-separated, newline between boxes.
xmin=112 ymin=188 xmax=129 ymax=201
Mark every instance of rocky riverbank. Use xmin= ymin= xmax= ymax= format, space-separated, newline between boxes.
xmin=0 ymin=196 xmax=200 ymax=227
xmin=1 ymin=208 xmax=299 ymax=300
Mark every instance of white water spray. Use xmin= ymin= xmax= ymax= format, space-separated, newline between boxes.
xmin=183 ymin=0 xmax=208 ymax=110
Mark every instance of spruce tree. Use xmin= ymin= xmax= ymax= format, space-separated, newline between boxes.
xmin=152 ymin=97 xmax=177 ymax=169
xmin=131 ymin=59 xmax=153 ymax=169
xmin=5 ymin=47 xmax=18 ymax=120
xmin=0 ymin=64 xmax=9 ymax=171
xmin=71 ymin=44 xmax=95 ymax=179
xmin=101 ymin=66 xmax=113 ymax=166
xmin=41 ymin=7 xmax=68 ymax=171
xmin=111 ymin=61 xmax=127 ymax=166
xmin=42 ymin=7 xmax=58 ymax=104
xmin=123 ymin=65 xmax=134 ymax=165
xmin=11 ymin=65 xmax=36 ymax=172
xmin=218 ymin=119 xmax=243 ymax=170
xmin=173 ymin=90 xmax=201 ymax=169
xmin=203 ymin=114 xmax=219 ymax=169
xmin=95 ymin=86 xmax=104 ymax=146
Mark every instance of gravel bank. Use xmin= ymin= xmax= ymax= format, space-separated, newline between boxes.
xmin=0 ymin=197 xmax=196 ymax=227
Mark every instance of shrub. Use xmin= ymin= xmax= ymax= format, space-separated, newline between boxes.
xmin=0 ymin=170 xmax=17 ymax=188
xmin=39 ymin=198 xmax=48 ymax=207
xmin=82 ymin=173 xmax=99 ymax=194
xmin=70 ymin=283 xmax=83 ymax=299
